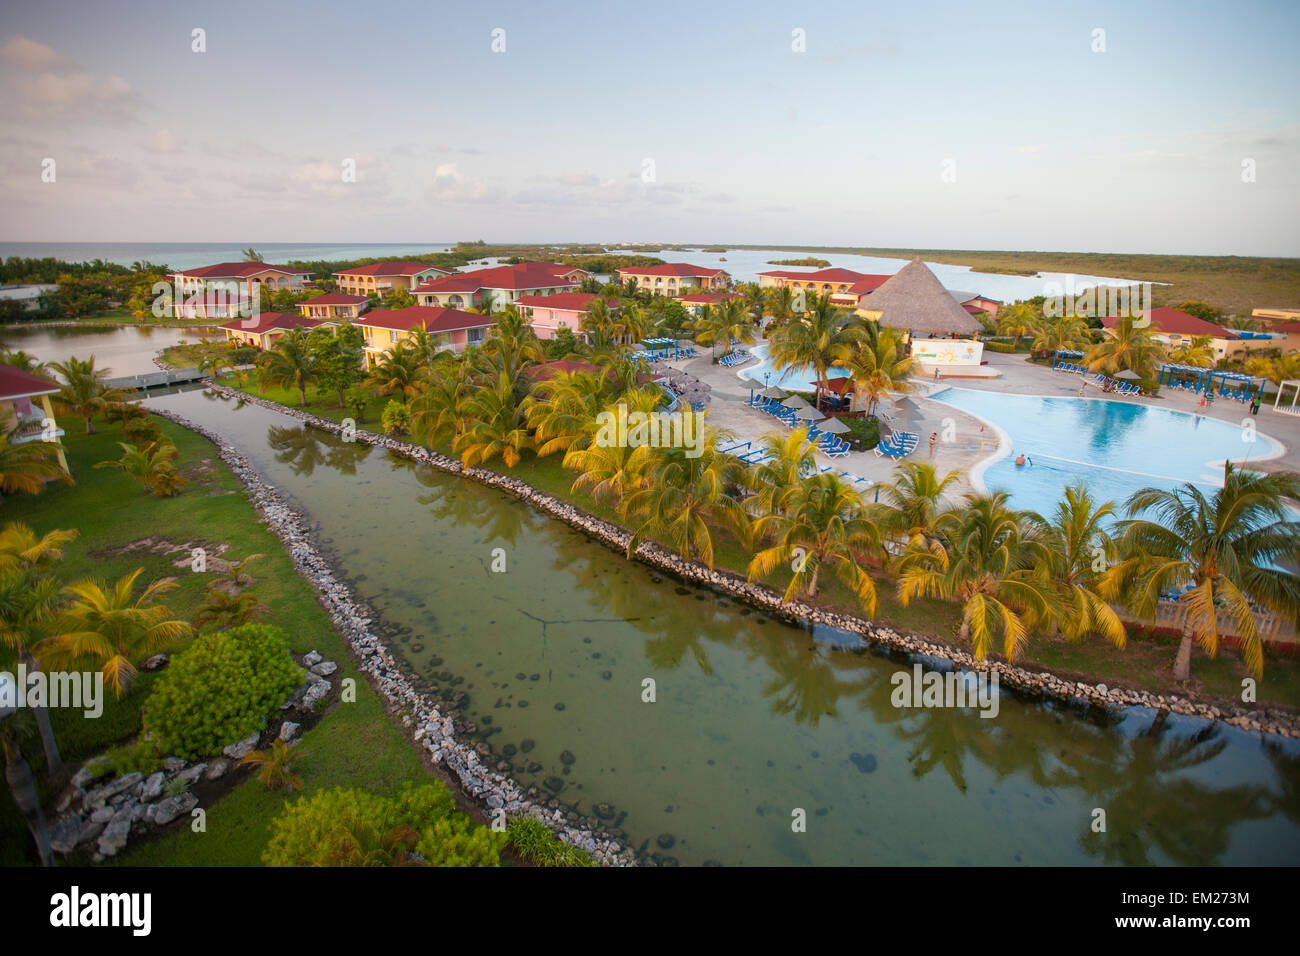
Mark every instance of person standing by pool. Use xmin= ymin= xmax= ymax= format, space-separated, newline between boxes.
xmin=929 ymin=431 xmax=937 ymax=457
xmin=1251 ymin=396 xmax=1261 ymax=416
xmin=1079 ymin=379 xmax=1087 ymax=396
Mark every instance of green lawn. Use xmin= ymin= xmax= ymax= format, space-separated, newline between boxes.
xmin=0 ymin=414 xmax=427 ymax=866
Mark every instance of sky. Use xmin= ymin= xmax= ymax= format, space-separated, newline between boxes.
xmin=0 ymin=0 xmax=1297 ymax=255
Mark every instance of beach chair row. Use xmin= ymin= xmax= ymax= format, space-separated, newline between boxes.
xmin=874 ymin=430 xmax=919 ymax=460
xmin=719 ymin=349 xmax=750 ymax=367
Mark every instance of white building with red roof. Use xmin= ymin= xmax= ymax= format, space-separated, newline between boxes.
xmin=332 ymin=261 xmax=454 ymax=297
xmin=1098 ymin=307 xmax=1268 ymax=361
xmin=677 ymin=291 xmax=740 ymax=317
xmin=514 ymin=293 xmax=619 ymax=340
xmin=615 ymin=263 xmax=729 ymax=297
xmin=412 ymin=262 xmax=588 ymax=310
xmin=168 ymin=261 xmax=312 ymax=320
xmin=0 ymin=364 xmax=67 ymax=473
xmin=757 ymin=267 xmax=890 ymax=309
xmin=353 ymin=306 xmax=495 ymax=364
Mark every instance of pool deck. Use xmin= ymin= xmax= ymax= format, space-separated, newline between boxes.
xmin=668 ymin=341 xmax=1300 ymax=497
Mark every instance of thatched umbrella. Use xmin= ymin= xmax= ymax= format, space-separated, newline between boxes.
xmin=794 ymin=406 xmax=824 ymax=421
xmin=1114 ymin=369 xmax=1141 ymax=380
xmin=759 ymin=385 xmax=789 ymax=399
xmin=858 ymin=257 xmax=983 ymax=335
xmin=782 ymin=395 xmax=812 ymax=410
xmin=817 ymin=416 xmax=851 ymax=434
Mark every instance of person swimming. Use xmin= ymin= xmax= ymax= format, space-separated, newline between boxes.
xmin=1015 ymin=454 xmax=1026 ymax=467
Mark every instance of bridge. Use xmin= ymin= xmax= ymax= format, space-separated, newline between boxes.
xmin=106 ymin=365 xmax=255 ymax=391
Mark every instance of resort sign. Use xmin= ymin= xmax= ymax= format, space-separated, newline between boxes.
xmin=912 ymin=339 xmax=983 ymax=366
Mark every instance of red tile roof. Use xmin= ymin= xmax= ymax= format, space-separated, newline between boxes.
xmin=172 ymin=262 xmax=309 ymax=279
xmin=303 ymin=292 xmax=368 ymax=305
xmin=413 ymin=262 xmax=582 ymax=295
xmin=514 ymin=293 xmax=618 ymax=312
xmin=1100 ymin=308 xmax=1237 ymax=339
xmin=333 ymin=261 xmax=451 ymax=277
xmin=848 ymin=275 xmax=891 ymax=295
xmin=0 ymin=364 xmax=59 ymax=400
xmin=759 ymin=268 xmax=880 ymax=284
xmin=354 ymin=306 xmax=492 ymax=334
xmin=219 ymin=312 xmax=326 ymax=334
xmin=616 ymin=263 xmax=728 ymax=278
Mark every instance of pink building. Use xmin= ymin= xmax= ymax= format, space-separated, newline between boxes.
xmin=514 ymin=292 xmax=619 ymax=339
xmin=354 ymin=306 xmax=495 ymax=366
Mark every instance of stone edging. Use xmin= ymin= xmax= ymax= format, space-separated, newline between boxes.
xmin=179 ymin=386 xmax=1300 ymax=748
xmin=149 ymin=401 xmax=637 ymax=866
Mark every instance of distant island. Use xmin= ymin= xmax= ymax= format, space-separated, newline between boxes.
xmin=767 ymin=257 xmax=832 ymax=267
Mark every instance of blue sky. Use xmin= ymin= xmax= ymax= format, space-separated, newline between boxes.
xmin=1 ymin=0 xmax=1297 ymax=254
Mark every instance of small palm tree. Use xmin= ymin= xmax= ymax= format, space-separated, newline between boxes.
xmin=0 ymin=430 xmax=69 ymax=499
xmin=453 ymin=372 xmax=531 ymax=468
xmin=258 ymin=329 xmax=319 ymax=407
xmin=37 ymin=569 xmax=193 ymax=697
xmin=0 ymin=567 xmax=69 ymax=776
xmin=49 ymin=356 xmax=130 ymax=434
xmin=94 ymin=440 xmax=187 ymax=496
xmin=209 ymin=552 xmax=265 ymax=590
xmin=1168 ymin=335 xmax=1215 ymax=367
xmin=194 ymin=589 xmax=269 ymax=631
xmin=1031 ymin=315 xmax=1092 ymax=356
xmin=366 ymin=341 xmax=426 ymax=401
xmin=995 ymin=303 xmax=1040 ymax=349
xmin=1034 ymin=483 xmax=1126 ymax=648
xmin=835 ymin=323 xmax=914 ymax=416
xmin=1084 ymin=314 xmax=1165 ymax=380
xmin=1106 ymin=465 xmax=1300 ymax=679
xmin=875 ymin=461 xmax=961 ymax=553
xmin=240 ymin=739 xmax=307 ymax=791
xmin=897 ymin=492 xmax=1053 ymax=662
xmin=768 ymin=295 xmax=864 ymax=411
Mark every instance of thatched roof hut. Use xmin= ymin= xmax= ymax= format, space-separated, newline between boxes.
xmin=857 ymin=257 xmax=983 ymax=335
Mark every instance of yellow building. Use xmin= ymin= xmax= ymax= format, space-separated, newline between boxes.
xmin=615 ymin=263 xmax=729 ymax=297
xmin=333 ymin=262 xmax=454 ymax=297
xmin=299 ymin=293 xmax=369 ymax=321
xmin=757 ymin=268 xmax=889 ymax=309
xmin=219 ymin=313 xmax=331 ymax=350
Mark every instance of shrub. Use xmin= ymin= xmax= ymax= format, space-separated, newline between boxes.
xmin=240 ymin=738 xmax=307 ymax=791
xmin=142 ymin=623 xmax=301 ymax=759
xmin=506 ymin=817 xmax=594 ymax=867
xmin=263 ymin=784 xmax=506 ymax=867
xmin=840 ymin=415 xmax=880 ymax=450
xmin=381 ymin=400 xmax=410 ymax=435
xmin=983 ymin=340 xmax=1017 ymax=354
xmin=231 ymin=346 xmax=259 ymax=365
xmin=105 ymin=738 xmax=164 ymax=776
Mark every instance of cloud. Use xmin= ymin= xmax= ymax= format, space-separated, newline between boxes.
xmin=0 ymin=35 xmax=137 ymax=125
xmin=426 ymin=162 xmax=489 ymax=202
xmin=146 ymin=129 xmax=180 ymax=154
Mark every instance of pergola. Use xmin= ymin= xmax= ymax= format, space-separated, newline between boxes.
xmin=1275 ymin=379 xmax=1300 ymax=415
xmin=1157 ymin=364 xmax=1265 ymax=402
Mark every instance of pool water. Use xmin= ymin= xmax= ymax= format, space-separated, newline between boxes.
xmin=739 ymin=345 xmax=851 ymax=393
xmin=931 ymin=388 xmax=1286 ymax=518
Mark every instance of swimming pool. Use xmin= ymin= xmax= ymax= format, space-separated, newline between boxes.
xmin=739 ymin=344 xmax=851 ymax=393
xmin=930 ymin=387 xmax=1287 ymax=518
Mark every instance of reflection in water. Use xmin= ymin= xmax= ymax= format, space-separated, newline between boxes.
xmin=146 ymin=389 xmax=1300 ymax=866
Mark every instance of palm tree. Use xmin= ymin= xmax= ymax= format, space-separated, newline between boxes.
xmin=453 ymin=372 xmax=531 ymax=468
xmin=622 ymin=434 xmax=747 ymax=567
xmin=1246 ymin=351 xmax=1300 ymax=392
xmin=0 ymin=571 xmax=68 ymax=777
xmin=49 ymin=356 xmax=129 ymax=434
xmin=1031 ymin=315 xmax=1092 ymax=356
xmin=768 ymin=295 xmax=865 ymax=411
xmin=995 ymin=303 xmax=1040 ymax=350
xmin=875 ymin=461 xmax=961 ymax=553
xmin=1105 ymin=465 xmax=1300 ymax=679
xmin=835 ymin=323 xmax=914 ymax=416
xmin=897 ymin=492 xmax=1053 ymax=662
xmin=740 ymin=283 xmax=768 ymax=325
xmin=194 ymin=589 xmax=269 ymax=631
xmin=36 ymin=569 xmax=192 ymax=697
xmin=0 ymin=430 xmax=69 ymax=499
xmin=241 ymin=247 xmax=264 ymax=262
xmin=366 ymin=341 xmax=424 ymax=401
xmin=209 ymin=552 xmax=265 ymax=590
xmin=692 ymin=299 xmax=756 ymax=362
xmin=258 ymin=329 xmax=318 ymax=407
xmin=769 ymin=285 xmax=796 ymax=325
xmin=409 ymin=360 xmax=475 ymax=449
xmin=747 ymin=472 xmax=882 ymax=610
xmin=0 ymin=350 xmax=48 ymax=375
xmin=240 ymin=739 xmax=307 ymax=791
xmin=1084 ymin=314 xmax=1165 ymax=380
xmin=563 ymin=431 xmax=656 ymax=507
xmin=1168 ymin=335 xmax=1215 ymax=367
xmin=526 ymin=370 xmax=608 ymax=458
xmin=94 ymin=440 xmax=187 ymax=496
xmin=1034 ymin=483 xmax=1126 ymax=648
xmin=743 ymin=427 xmax=819 ymax=519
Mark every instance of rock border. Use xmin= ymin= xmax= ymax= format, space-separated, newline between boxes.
xmin=181 ymin=384 xmax=1299 ymax=741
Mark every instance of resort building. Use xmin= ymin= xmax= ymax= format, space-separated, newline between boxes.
xmin=1251 ymin=309 xmax=1300 ymax=352
xmin=678 ymin=291 xmax=739 ymax=317
xmin=332 ymin=262 xmax=454 ymax=297
xmin=757 ymin=268 xmax=890 ymax=309
xmin=1099 ymin=308 xmax=1273 ymax=362
xmin=298 ymin=292 xmax=369 ymax=321
xmin=353 ymin=306 xmax=494 ymax=365
xmin=950 ymin=291 xmax=1002 ymax=317
xmin=219 ymin=312 xmax=330 ymax=350
xmin=413 ymin=262 xmax=588 ymax=310
xmin=1252 ymin=308 xmax=1300 ymax=324
xmin=615 ymin=263 xmax=730 ymax=297
xmin=169 ymin=261 xmax=311 ymax=301
xmin=173 ymin=290 xmax=256 ymax=322
xmin=0 ymin=364 xmax=67 ymax=474
xmin=856 ymin=258 xmax=990 ymax=378
xmin=513 ymin=292 xmax=619 ymax=340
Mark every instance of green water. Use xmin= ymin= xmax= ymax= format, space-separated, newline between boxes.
xmin=150 ymin=389 xmax=1300 ymax=866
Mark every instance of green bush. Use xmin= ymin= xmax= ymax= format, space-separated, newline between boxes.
xmin=263 ymin=784 xmax=506 ymax=867
xmin=983 ymin=340 xmax=1017 ymax=353
xmin=105 ymin=738 xmax=164 ymax=776
xmin=142 ymin=623 xmax=301 ymax=759
xmin=506 ymin=817 xmax=594 ymax=867
xmin=231 ymin=346 xmax=259 ymax=365
xmin=381 ymin=400 xmax=410 ymax=435
xmin=840 ymin=415 xmax=880 ymax=450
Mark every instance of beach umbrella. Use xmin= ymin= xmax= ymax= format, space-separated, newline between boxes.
xmin=794 ymin=406 xmax=824 ymax=421
xmin=759 ymin=385 xmax=789 ymax=399
xmin=1114 ymin=369 xmax=1141 ymax=380
xmin=817 ymin=416 xmax=851 ymax=434
xmin=782 ymin=395 xmax=812 ymax=410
